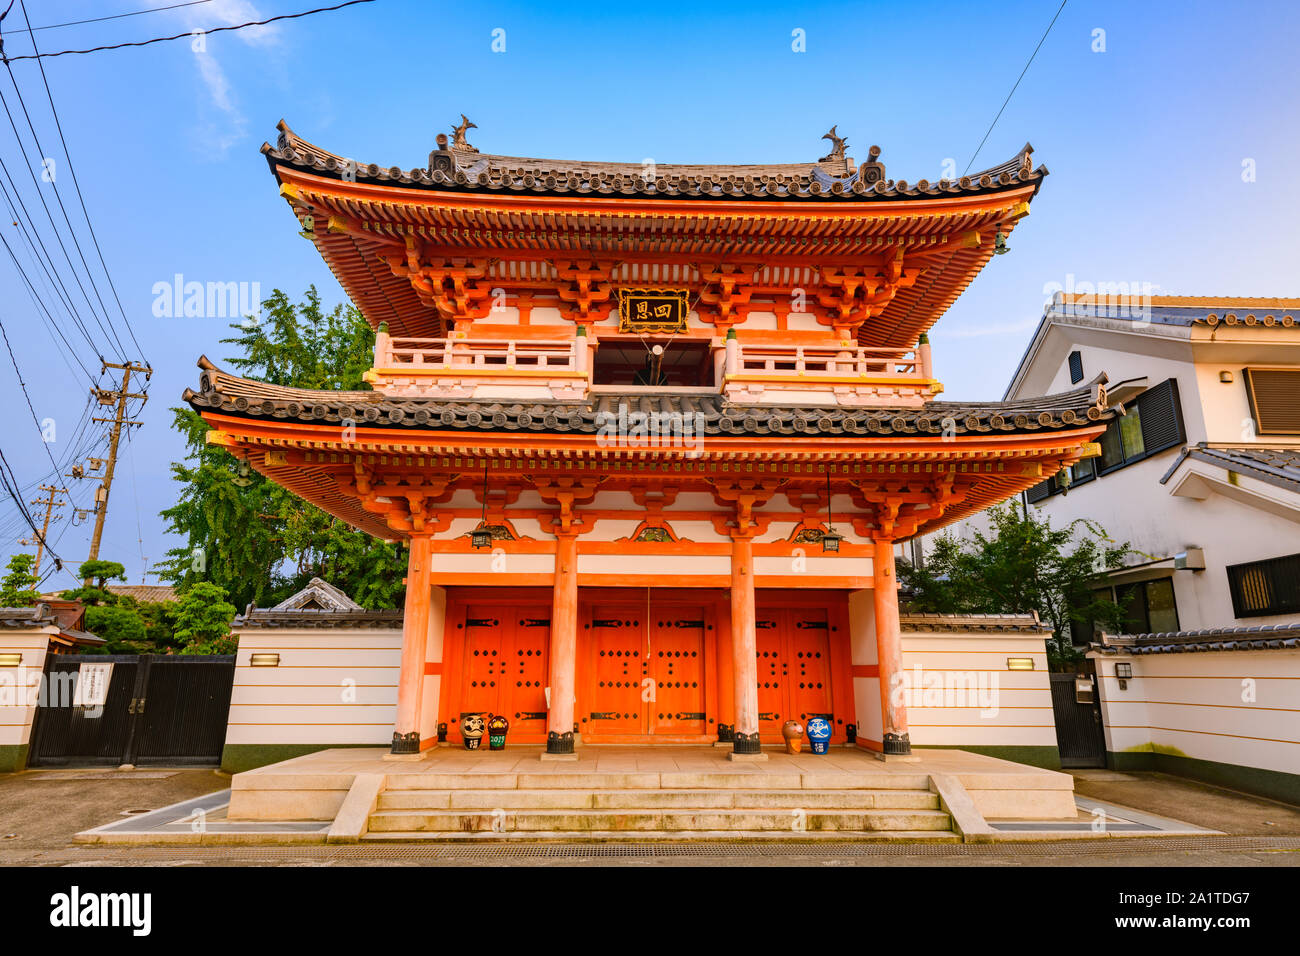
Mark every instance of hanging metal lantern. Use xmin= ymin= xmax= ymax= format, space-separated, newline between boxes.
xmin=993 ymin=229 xmax=1009 ymax=255
xmin=821 ymin=468 xmax=842 ymax=554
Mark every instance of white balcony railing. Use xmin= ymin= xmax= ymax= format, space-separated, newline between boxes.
xmin=378 ymin=335 xmax=581 ymax=372
xmin=732 ymin=343 xmax=923 ymax=378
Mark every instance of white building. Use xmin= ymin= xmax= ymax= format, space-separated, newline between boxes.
xmin=937 ymin=293 xmax=1300 ymax=642
xmin=924 ymin=293 xmax=1300 ymax=799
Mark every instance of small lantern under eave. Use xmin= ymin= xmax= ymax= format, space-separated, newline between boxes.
xmin=470 ymin=523 xmax=493 ymax=549
xmin=993 ymin=229 xmax=1009 ymax=255
xmin=820 ymin=529 xmax=843 ymax=553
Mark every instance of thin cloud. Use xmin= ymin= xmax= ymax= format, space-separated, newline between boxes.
xmin=935 ymin=318 xmax=1040 ymax=339
xmin=180 ymin=0 xmax=282 ymax=157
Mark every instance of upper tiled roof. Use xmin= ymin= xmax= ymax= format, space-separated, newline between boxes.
xmin=106 ymin=584 xmax=178 ymax=604
xmin=186 ymin=357 xmax=1114 ymax=439
xmin=264 ymin=120 xmax=1047 ymax=204
xmin=1161 ymin=444 xmax=1300 ymax=494
xmin=1092 ymin=623 xmax=1300 ymax=655
xmin=900 ymin=612 xmax=1049 ymax=633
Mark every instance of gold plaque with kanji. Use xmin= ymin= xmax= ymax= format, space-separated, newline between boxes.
xmin=618 ymin=288 xmax=688 ymax=333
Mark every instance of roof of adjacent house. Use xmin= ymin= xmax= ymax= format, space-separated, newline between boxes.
xmin=1160 ymin=444 xmax=1300 ymax=494
xmin=106 ymin=584 xmax=178 ymax=604
xmin=0 ymin=605 xmax=58 ymax=628
xmin=186 ymin=357 xmax=1115 ymax=440
xmin=265 ymin=120 xmax=1046 ymax=204
xmin=234 ymin=608 xmax=403 ymax=629
xmin=1091 ymin=623 xmax=1300 ymax=655
xmin=270 ymin=577 xmax=362 ymax=612
xmin=900 ymin=612 xmax=1050 ymax=633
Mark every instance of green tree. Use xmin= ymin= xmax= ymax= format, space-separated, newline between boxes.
xmin=899 ymin=501 xmax=1133 ymax=668
xmin=173 ymin=582 xmax=238 ymax=655
xmin=60 ymin=559 xmax=127 ymax=606
xmin=0 ymin=553 xmax=40 ymax=606
xmin=157 ymin=288 xmax=407 ymax=610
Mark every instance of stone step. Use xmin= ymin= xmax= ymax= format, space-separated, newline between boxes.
xmin=362 ymin=829 xmax=963 ymax=844
xmin=366 ymin=808 xmax=953 ymax=833
xmin=376 ymin=788 xmax=939 ymax=811
xmin=381 ymin=772 xmax=933 ymax=792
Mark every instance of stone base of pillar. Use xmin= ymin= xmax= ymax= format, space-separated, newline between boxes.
xmin=732 ymin=731 xmax=762 ymax=755
xmin=716 ymin=723 xmax=735 ymax=743
xmin=390 ymin=731 xmax=420 ymax=755
xmin=882 ymin=732 xmax=912 ymax=755
xmin=727 ymin=752 xmax=769 ymax=762
xmin=546 ymin=731 xmax=575 ymax=755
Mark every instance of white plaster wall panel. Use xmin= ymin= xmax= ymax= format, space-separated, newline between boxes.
xmin=740 ymin=311 xmax=779 ymax=330
xmin=588 ymin=519 xmax=641 ymax=541
xmin=226 ymin=626 xmax=402 ymax=747
xmin=1093 ymin=649 xmax=1300 ymax=776
xmin=0 ymin=631 xmax=50 ymax=748
xmin=853 ymin=677 xmax=883 ymax=742
xmin=900 ymin=630 xmax=1056 ymax=749
xmin=847 ymin=589 xmax=878 ymax=666
xmin=576 ymin=554 xmax=730 ymax=576
xmin=670 ymin=520 xmax=730 ymax=543
xmin=430 ymin=553 xmax=556 ymax=575
xmin=528 ymin=306 xmax=566 ymax=325
xmin=420 ymin=675 xmax=442 ymax=742
xmin=753 ymin=556 xmax=869 ymax=578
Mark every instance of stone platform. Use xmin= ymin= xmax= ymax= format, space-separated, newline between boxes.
xmin=222 ymin=745 xmax=1078 ymax=842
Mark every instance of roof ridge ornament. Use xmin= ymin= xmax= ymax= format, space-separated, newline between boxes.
xmin=857 ymin=144 xmax=885 ymax=186
xmin=451 ymin=114 xmax=479 ymax=153
xmin=819 ymin=125 xmax=848 ymax=164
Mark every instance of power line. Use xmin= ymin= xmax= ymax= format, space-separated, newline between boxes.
xmin=0 ymin=0 xmax=378 ymax=61
xmin=0 ymin=68 xmax=129 ymax=358
xmin=26 ymin=1 xmax=215 ymax=33
xmin=14 ymin=0 xmax=147 ymax=361
xmin=963 ymin=0 xmax=1068 ymax=176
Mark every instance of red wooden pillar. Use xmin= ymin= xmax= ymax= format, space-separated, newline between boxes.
xmin=872 ymin=537 xmax=911 ymax=754
xmin=392 ymin=533 xmax=432 ymax=753
xmin=546 ymin=530 xmax=579 ymax=754
xmin=730 ymin=534 xmax=761 ymax=755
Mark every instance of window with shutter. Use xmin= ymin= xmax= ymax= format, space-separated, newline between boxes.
xmin=1025 ymin=479 xmax=1052 ymax=503
xmin=1244 ymin=368 xmax=1300 ymax=435
xmin=1068 ymin=350 xmax=1084 ymax=384
xmin=1097 ymin=378 xmax=1185 ymax=474
xmin=1137 ymin=378 xmax=1185 ymax=454
xmin=1227 ymin=552 xmax=1300 ymax=617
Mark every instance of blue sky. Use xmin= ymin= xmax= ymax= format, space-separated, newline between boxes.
xmin=1 ymin=0 xmax=1297 ymax=588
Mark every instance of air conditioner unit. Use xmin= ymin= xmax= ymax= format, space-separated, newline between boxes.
xmin=1174 ymin=548 xmax=1205 ymax=570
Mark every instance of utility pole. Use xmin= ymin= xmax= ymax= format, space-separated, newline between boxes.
xmin=85 ymin=360 xmax=151 ymax=578
xmin=18 ymin=484 xmax=67 ymax=578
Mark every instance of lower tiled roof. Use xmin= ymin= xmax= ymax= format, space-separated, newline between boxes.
xmin=186 ymin=359 xmax=1113 ymax=438
xmin=1092 ymin=623 xmax=1300 ymax=655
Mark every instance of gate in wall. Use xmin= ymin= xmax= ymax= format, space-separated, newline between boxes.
xmin=27 ymin=654 xmax=236 ymax=767
xmin=1048 ymin=671 xmax=1107 ymax=769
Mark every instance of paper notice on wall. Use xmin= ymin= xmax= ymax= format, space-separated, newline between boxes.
xmin=74 ymin=662 xmax=114 ymax=708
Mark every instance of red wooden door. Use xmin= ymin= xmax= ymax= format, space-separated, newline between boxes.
xmin=649 ymin=608 xmax=706 ymax=735
xmin=788 ymin=607 xmax=835 ymax=725
xmin=506 ymin=607 xmax=551 ymax=736
xmin=458 ymin=608 xmax=505 ymax=736
xmin=585 ymin=606 xmax=645 ymax=735
xmin=755 ymin=611 xmax=786 ymax=737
